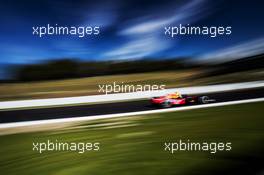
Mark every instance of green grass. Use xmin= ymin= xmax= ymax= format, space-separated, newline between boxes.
xmin=0 ymin=102 xmax=264 ymax=175
xmin=1 ymin=69 xmax=263 ymax=101
xmin=0 ymin=70 xmax=197 ymax=101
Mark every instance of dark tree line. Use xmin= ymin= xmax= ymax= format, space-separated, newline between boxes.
xmin=15 ymin=58 xmax=192 ymax=81
xmin=12 ymin=54 xmax=264 ymax=82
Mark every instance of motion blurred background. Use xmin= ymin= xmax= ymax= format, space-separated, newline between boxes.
xmin=1 ymin=1 xmax=264 ymax=175
xmin=0 ymin=0 xmax=264 ymax=100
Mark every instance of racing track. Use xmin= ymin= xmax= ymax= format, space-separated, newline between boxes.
xmin=0 ymin=87 xmax=264 ymax=123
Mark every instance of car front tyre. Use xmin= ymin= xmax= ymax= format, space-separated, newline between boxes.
xmin=198 ymin=96 xmax=210 ymax=104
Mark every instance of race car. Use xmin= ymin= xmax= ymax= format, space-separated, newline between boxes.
xmin=150 ymin=92 xmax=215 ymax=108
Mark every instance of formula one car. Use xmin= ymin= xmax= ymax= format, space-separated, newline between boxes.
xmin=150 ymin=92 xmax=215 ymax=108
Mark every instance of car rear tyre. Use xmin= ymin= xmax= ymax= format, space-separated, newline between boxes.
xmin=161 ymin=100 xmax=172 ymax=108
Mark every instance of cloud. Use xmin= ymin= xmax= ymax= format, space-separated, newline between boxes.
xmin=104 ymin=0 xmax=209 ymax=60
xmin=197 ymin=37 xmax=264 ymax=63
xmin=120 ymin=0 xmax=207 ymax=35
xmin=105 ymin=35 xmax=170 ymax=60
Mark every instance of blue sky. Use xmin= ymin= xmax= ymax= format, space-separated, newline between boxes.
xmin=0 ymin=0 xmax=264 ymax=66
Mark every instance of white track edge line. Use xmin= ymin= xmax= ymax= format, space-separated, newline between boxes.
xmin=1 ymin=97 xmax=264 ymax=129
xmin=1 ymin=81 xmax=264 ymax=110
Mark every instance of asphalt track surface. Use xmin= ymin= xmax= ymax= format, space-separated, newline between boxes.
xmin=1 ymin=88 xmax=264 ymax=123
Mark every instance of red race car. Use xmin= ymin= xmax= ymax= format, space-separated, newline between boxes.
xmin=150 ymin=92 xmax=215 ymax=108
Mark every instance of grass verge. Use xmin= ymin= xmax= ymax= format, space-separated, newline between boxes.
xmin=0 ymin=102 xmax=264 ymax=174
xmin=1 ymin=69 xmax=263 ymax=101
